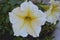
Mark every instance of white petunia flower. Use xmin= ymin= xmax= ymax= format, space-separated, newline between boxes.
xmin=45 ymin=0 xmax=60 ymax=24
xmin=9 ymin=1 xmax=46 ymax=37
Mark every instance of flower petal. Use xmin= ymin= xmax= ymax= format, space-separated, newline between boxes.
xmin=29 ymin=1 xmax=38 ymax=11
xmin=12 ymin=7 xmax=27 ymax=17
xmin=9 ymin=11 xmax=28 ymax=37
xmin=20 ymin=1 xmax=38 ymax=11
xmin=32 ymin=10 xmax=46 ymax=25
xmin=20 ymin=1 xmax=28 ymax=10
xmin=27 ymin=17 xmax=46 ymax=37
xmin=46 ymin=13 xmax=59 ymax=24
xmin=12 ymin=23 xmax=28 ymax=37
xmin=9 ymin=12 xmax=23 ymax=24
xmin=27 ymin=19 xmax=42 ymax=37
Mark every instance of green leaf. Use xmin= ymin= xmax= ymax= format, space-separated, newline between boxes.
xmin=5 ymin=16 xmax=9 ymax=23
xmin=40 ymin=5 xmax=50 ymax=11
xmin=13 ymin=37 xmax=24 ymax=40
xmin=2 ymin=4 xmax=10 ymax=13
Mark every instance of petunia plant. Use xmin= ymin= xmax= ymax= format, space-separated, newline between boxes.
xmin=0 ymin=0 xmax=60 ymax=40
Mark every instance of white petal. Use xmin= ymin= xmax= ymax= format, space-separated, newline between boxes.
xmin=20 ymin=1 xmax=38 ymax=11
xmin=27 ymin=17 xmax=46 ymax=37
xmin=12 ymin=23 xmax=28 ymax=37
xmin=27 ymin=19 xmax=42 ymax=37
xmin=20 ymin=1 xmax=40 ymax=18
xmin=46 ymin=13 xmax=59 ymax=24
xmin=12 ymin=25 xmax=21 ymax=36
xmin=9 ymin=12 xmax=28 ymax=37
xmin=11 ymin=7 xmax=20 ymax=14
xmin=45 ymin=8 xmax=60 ymax=24
xmin=27 ymin=24 xmax=40 ymax=37
xmin=11 ymin=7 xmax=27 ymax=16
xmin=29 ymin=1 xmax=38 ymax=11
xmin=32 ymin=18 xmax=46 ymax=36
xmin=9 ymin=12 xmax=23 ymax=24
xmin=27 ymin=27 xmax=41 ymax=37
xmin=47 ymin=16 xmax=56 ymax=24
xmin=12 ymin=20 xmax=28 ymax=37
xmin=33 ymin=10 xmax=46 ymax=18
xmin=32 ymin=10 xmax=46 ymax=25
xmin=20 ymin=1 xmax=28 ymax=10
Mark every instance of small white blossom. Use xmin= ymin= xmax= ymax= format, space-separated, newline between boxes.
xmin=9 ymin=1 xmax=46 ymax=37
xmin=45 ymin=0 xmax=60 ymax=24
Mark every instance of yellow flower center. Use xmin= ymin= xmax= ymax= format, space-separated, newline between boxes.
xmin=51 ymin=4 xmax=60 ymax=14
xmin=16 ymin=8 xmax=36 ymax=23
xmin=24 ymin=8 xmax=36 ymax=23
xmin=16 ymin=8 xmax=37 ymax=30
xmin=25 ymin=16 xmax=31 ymax=21
xmin=51 ymin=5 xmax=58 ymax=12
xmin=24 ymin=16 xmax=33 ymax=24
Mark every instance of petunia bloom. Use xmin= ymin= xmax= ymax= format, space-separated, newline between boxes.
xmin=9 ymin=1 xmax=46 ymax=37
xmin=45 ymin=0 xmax=60 ymax=24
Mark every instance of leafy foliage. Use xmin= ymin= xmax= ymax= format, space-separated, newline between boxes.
xmin=0 ymin=0 xmax=58 ymax=40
